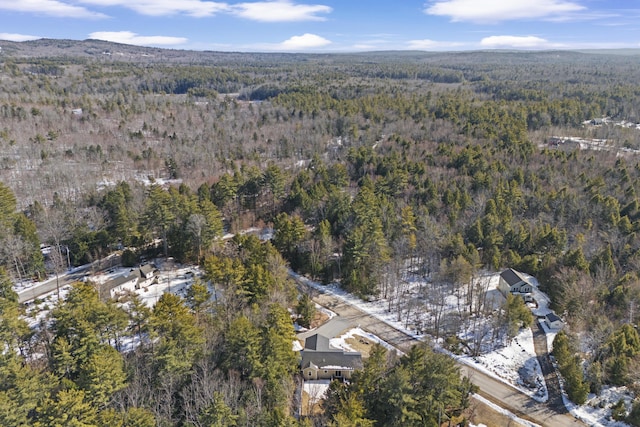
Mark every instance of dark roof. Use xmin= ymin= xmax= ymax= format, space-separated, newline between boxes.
xmin=545 ymin=312 xmax=562 ymax=323
xmin=500 ymin=268 xmax=528 ymax=286
xmin=305 ymin=334 xmax=330 ymax=351
xmin=301 ymin=351 xmax=363 ymax=371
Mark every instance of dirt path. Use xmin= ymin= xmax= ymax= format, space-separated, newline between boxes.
xmin=532 ymin=321 xmax=566 ymax=412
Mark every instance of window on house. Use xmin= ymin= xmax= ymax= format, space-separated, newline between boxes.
xmin=335 ymin=371 xmax=342 ymax=377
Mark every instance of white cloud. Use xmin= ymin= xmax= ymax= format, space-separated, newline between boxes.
xmin=88 ymin=31 xmax=188 ymax=46
xmin=232 ymin=0 xmax=331 ymax=22
xmin=0 ymin=0 xmax=106 ymax=18
xmin=480 ymin=35 xmax=549 ymax=48
xmin=0 ymin=0 xmax=332 ymax=21
xmin=248 ymin=33 xmax=331 ymax=51
xmin=0 ymin=33 xmax=42 ymax=42
xmin=425 ymin=0 xmax=585 ymax=23
xmin=80 ymin=0 xmax=229 ymax=17
xmin=407 ymin=39 xmax=464 ymax=50
xmin=280 ymin=33 xmax=331 ymax=49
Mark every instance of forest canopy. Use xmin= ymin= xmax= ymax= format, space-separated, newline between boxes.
xmin=2 ymin=40 xmax=640 ymax=425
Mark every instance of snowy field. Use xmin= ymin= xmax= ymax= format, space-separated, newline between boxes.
xmin=470 ymin=327 xmax=547 ymax=402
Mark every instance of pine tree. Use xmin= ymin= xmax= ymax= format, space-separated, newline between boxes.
xmin=77 ymin=345 xmax=126 ymax=408
xmin=0 ymin=353 xmax=53 ymax=426
xmin=296 ymin=293 xmax=316 ymax=328
xmin=0 ymin=182 xmax=17 ymax=228
xmin=224 ymin=315 xmax=262 ymax=378
xmin=200 ymin=392 xmax=238 ymax=427
xmin=34 ymin=388 xmax=98 ymax=427
xmin=185 ymin=279 xmax=212 ymax=319
xmin=150 ymin=292 xmax=204 ymax=374
xmin=144 ymin=185 xmax=175 ymax=257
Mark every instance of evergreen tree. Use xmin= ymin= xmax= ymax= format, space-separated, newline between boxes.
xmin=77 ymin=345 xmax=127 ymax=408
xmin=0 ymin=353 xmax=53 ymax=427
xmin=296 ymin=293 xmax=316 ymax=328
xmin=150 ymin=292 xmax=204 ymax=374
xmin=199 ymin=392 xmax=238 ymax=427
xmin=34 ymin=388 xmax=98 ymax=427
xmin=144 ymin=185 xmax=175 ymax=257
xmin=224 ymin=315 xmax=262 ymax=378
xmin=503 ymin=293 xmax=533 ymax=340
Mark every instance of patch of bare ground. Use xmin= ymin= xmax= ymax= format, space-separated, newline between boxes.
xmin=309 ymin=309 xmax=330 ymax=329
xmin=344 ymin=334 xmax=377 ymax=358
xmin=467 ymin=396 xmax=528 ymax=427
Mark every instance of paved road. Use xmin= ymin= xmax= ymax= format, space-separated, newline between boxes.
xmin=299 ymin=283 xmax=586 ymax=427
xmin=17 ymin=255 xmax=120 ymax=303
xmin=298 ymin=317 xmax=352 ymax=342
xmin=18 ymin=269 xmax=87 ymax=303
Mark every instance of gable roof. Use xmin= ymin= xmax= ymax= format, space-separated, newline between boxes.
xmin=100 ymin=274 xmax=137 ymax=300
xmin=500 ymin=268 xmax=528 ymax=287
xmin=305 ymin=334 xmax=330 ymax=351
xmin=132 ymin=264 xmax=156 ymax=280
xmin=139 ymin=264 xmax=155 ymax=276
xmin=301 ymin=333 xmax=363 ymax=371
xmin=301 ymin=351 xmax=363 ymax=371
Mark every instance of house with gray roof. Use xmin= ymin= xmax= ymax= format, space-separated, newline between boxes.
xmin=300 ymin=334 xmax=362 ymax=381
xmin=498 ymin=268 xmax=534 ymax=302
xmin=100 ymin=264 xmax=156 ymax=301
xmin=100 ymin=273 xmax=138 ymax=301
xmin=132 ymin=264 xmax=157 ymax=288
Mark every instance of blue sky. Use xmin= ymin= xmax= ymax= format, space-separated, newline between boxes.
xmin=0 ymin=0 xmax=638 ymax=52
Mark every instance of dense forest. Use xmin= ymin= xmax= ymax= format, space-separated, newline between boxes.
xmin=3 ymin=39 xmax=640 ymax=425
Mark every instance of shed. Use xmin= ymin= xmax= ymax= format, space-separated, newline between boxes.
xmin=545 ymin=312 xmax=564 ymax=330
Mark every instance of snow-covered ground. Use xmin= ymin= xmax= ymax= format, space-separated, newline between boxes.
xmin=470 ymin=327 xmax=547 ymax=402
xmin=567 ymin=386 xmax=633 ymax=427
xmin=330 ymin=326 xmax=403 ymax=355
xmin=297 ymin=269 xmax=636 ymax=427
xmin=303 ymin=379 xmax=331 ymax=412
xmin=22 ymin=259 xmax=204 ymax=328
xmin=15 ymin=244 xmax=632 ymax=426
xmin=472 ymin=394 xmax=541 ymax=427
xmin=293 ymin=271 xmax=548 ymax=402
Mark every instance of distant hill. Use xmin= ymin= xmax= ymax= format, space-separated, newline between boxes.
xmin=2 ymin=38 xmax=640 ymax=65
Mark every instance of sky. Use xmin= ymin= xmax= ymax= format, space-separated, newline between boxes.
xmin=0 ymin=0 xmax=639 ymax=52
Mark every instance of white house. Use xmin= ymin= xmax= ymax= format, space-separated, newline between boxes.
xmin=132 ymin=264 xmax=157 ymax=288
xmin=101 ymin=274 xmax=138 ymax=300
xmin=498 ymin=268 xmax=533 ymax=302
